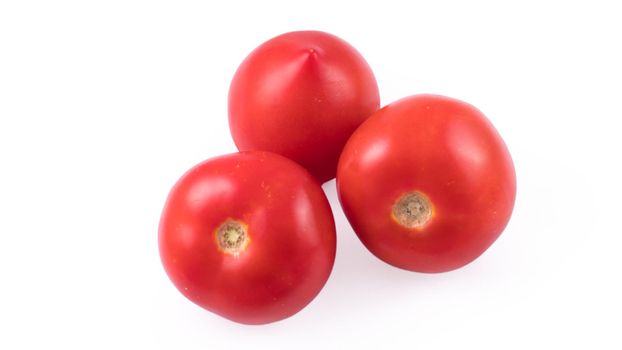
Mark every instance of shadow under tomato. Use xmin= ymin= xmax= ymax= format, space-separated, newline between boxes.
xmin=300 ymin=181 xmax=459 ymax=318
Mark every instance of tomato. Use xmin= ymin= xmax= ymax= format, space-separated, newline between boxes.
xmin=159 ymin=152 xmax=336 ymax=324
xmin=337 ymin=95 xmax=516 ymax=273
xmin=228 ymin=30 xmax=380 ymax=183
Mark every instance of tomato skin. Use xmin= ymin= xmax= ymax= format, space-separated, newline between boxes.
xmin=159 ymin=152 xmax=336 ymax=324
xmin=337 ymin=95 xmax=516 ymax=273
xmin=228 ymin=31 xmax=380 ymax=183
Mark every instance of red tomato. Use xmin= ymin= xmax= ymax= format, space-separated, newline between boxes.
xmin=159 ymin=152 xmax=336 ymax=324
xmin=337 ymin=95 xmax=516 ymax=273
xmin=228 ymin=31 xmax=380 ymax=183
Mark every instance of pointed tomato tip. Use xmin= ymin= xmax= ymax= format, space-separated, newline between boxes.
xmin=305 ymin=47 xmax=319 ymax=60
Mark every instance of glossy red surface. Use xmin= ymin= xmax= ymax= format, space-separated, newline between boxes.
xmin=229 ymin=31 xmax=380 ymax=183
xmin=337 ymin=95 xmax=516 ymax=272
xmin=159 ymin=152 xmax=336 ymax=324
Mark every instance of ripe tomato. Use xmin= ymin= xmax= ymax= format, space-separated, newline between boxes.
xmin=228 ymin=30 xmax=380 ymax=183
xmin=337 ymin=95 xmax=516 ymax=273
xmin=159 ymin=152 xmax=336 ymax=324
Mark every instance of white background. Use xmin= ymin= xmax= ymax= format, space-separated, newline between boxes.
xmin=1 ymin=1 xmax=621 ymax=349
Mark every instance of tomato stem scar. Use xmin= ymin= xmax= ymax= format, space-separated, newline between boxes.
xmin=216 ymin=220 xmax=249 ymax=255
xmin=391 ymin=192 xmax=433 ymax=229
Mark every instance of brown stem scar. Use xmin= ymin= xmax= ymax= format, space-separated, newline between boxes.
xmin=215 ymin=219 xmax=249 ymax=255
xmin=392 ymin=191 xmax=433 ymax=229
